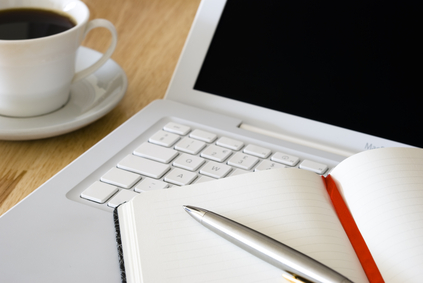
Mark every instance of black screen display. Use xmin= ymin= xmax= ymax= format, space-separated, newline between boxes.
xmin=194 ymin=0 xmax=422 ymax=147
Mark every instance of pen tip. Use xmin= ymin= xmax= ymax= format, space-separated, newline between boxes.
xmin=183 ymin=205 xmax=196 ymax=214
xmin=182 ymin=205 xmax=206 ymax=222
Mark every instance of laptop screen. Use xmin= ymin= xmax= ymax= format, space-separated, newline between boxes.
xmin=194 ymin=0 xmax=422 ymax=148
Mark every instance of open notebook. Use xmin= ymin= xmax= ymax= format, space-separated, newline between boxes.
xmin=116 ymin=147 xmax=423 ymax=283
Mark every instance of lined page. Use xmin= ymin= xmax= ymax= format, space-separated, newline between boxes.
xmin=331 ymin=147 xmax=423 ymax=283
xmin=123 ymin=168 xmax=367 ymax=283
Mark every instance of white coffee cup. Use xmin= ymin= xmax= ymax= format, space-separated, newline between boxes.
xmin=0 ymin=0 xmax=118 ymax=117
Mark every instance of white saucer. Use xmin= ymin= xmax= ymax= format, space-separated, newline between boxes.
xmin=0 ymin=46 xmax=128 ymax=140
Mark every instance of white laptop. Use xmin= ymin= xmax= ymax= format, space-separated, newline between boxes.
xmin=0 ymin=0 xmax=420 ymax=281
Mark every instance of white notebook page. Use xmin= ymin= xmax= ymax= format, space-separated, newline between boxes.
xmin=120 ymin=168 xmax=367 ymax=283
xmin=331 ymin=147 xmax=423 ymax=282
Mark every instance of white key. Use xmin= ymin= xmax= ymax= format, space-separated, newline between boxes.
xmin=189 ymin=129 xmax=217 ymax=143
xmin=216 ymin=137 xmax=244 ymax=151
xmin=163 ymin=122 xmax=191 ymax=135
xmin=149 ymin=130 xmax=180 ymax=147
xmin=195 ymin=175 xmax=215 ymax=183
xmin=81 ymin=182 xmax=118 ymax=204
xmin=299 ymin=160 xmax=328 ymax=175
xmin=133 ymin=142 xmax=178 ymax=163
xmin=227 ymin=152 xmax=259 ymax=170
xmin=200 ymin=161 xmax=232 ymax=178
xmin=173 ymin=153 xmax=205 ymax=171
xmin=254 ymin=160 xmax=286 ymax=171
xmin=118 ymin=155 xmax=170 ymax=179
xmin=243 ymin=144 xmax=271 ymax=158
xmin=100 ymin=167 xmax=142 ymax=189
xmin=230 ymin=169 xmax=249 ymax=177
xmin=135 ymin=177 xmax=169 ymax=192
xmin=164 ymin=168 xmax=197 ymax=186
xmin=271 ymin=152 xmax=300 ymax=166
xmin=174 ymin=137 xmax=206 ymax=155
xmin=201 ymin=144 xmax=232 ymax=162
xmin=107 ymin=190 xmax=138 ymax=208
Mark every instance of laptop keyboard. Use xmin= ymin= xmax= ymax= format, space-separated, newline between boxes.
xmin=80 ymin=122 xmax=329 ymax=209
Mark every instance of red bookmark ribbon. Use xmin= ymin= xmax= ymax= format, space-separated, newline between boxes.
xmin=323 ymin=175 xmax=384 ymax=283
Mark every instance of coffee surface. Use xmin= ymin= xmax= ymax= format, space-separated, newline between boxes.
xmin=0 ymin=8 xmax=76 ymax=40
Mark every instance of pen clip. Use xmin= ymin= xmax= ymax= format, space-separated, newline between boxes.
xmin=282 ymin=273 xmax=313 ymax=283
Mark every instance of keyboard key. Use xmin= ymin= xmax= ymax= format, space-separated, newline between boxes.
xmin=133 ymin=142 xmax=178 ymax=163
xmin=174 ymin=137 xmax=206 ymax=155
xmin=201 ymin=144 xmax=232 ymax=162
xmin=216 ymin=137 xmax=244 ymax=151
xmin=149 ymin=130 xmax=180 ymax=147
xmin=243 ymin=144 xmax=271 ymax=158
xmin=230 ymin=169 xmax=249 ymax=177
xmin=164 ymin=168 xmax=197 ymax=186
xmin=107 ymin=190 xmax=138 ymax=208
xmin=173 ymin=153 xmax=205 ymax=171
xmin=299 ymin=160 xmax=328 ymax=175
xmin=118 ymin=155 xmax=170 ymax=179
xmin=163 ymin=122 xmax=191 ymax=135
xmin=254 ymin=160 xmax=286 ymax=171
xmin=189 ymin=129 xmax=217 ymax=143
xmin=100 ymin=167 xmax=142 ymax=189
xmin=200 ymin=161 xmax=232 ymax=178
xmin=227 ymin=152 xmax=259 ymax=170
xmin=135 ymin=177 xmax=169 ymax=192
xmin=81 ymin=182 xmax=118 ymax=204
xmin=195 ymin=175 xmax=215 ymax=183
xmin=271 ymin=152 xmax=300 ymax=166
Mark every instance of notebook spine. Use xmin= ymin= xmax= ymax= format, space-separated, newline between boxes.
xmin=113 ymin=206 xmax=127 ymax=283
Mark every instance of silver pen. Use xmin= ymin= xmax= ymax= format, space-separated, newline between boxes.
xmin=183 ymin=205 xmax=354 ymax=283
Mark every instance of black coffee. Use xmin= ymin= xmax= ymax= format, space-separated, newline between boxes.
xmin=0 ymin=8 xmax=76 ymax=40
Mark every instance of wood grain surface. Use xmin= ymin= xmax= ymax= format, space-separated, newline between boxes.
xmin=0 ymin=0 xmax=201 ymax=216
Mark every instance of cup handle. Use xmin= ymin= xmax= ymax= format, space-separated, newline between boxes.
xmin=72 ymin=19 xmax=118 ymax=83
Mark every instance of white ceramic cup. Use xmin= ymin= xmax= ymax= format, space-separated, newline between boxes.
xmin=0 ymin=0 xmax=117 ymax=117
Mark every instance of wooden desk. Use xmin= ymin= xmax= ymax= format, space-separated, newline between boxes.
xmin=0 ymin=0 xmax=201 ymax=216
